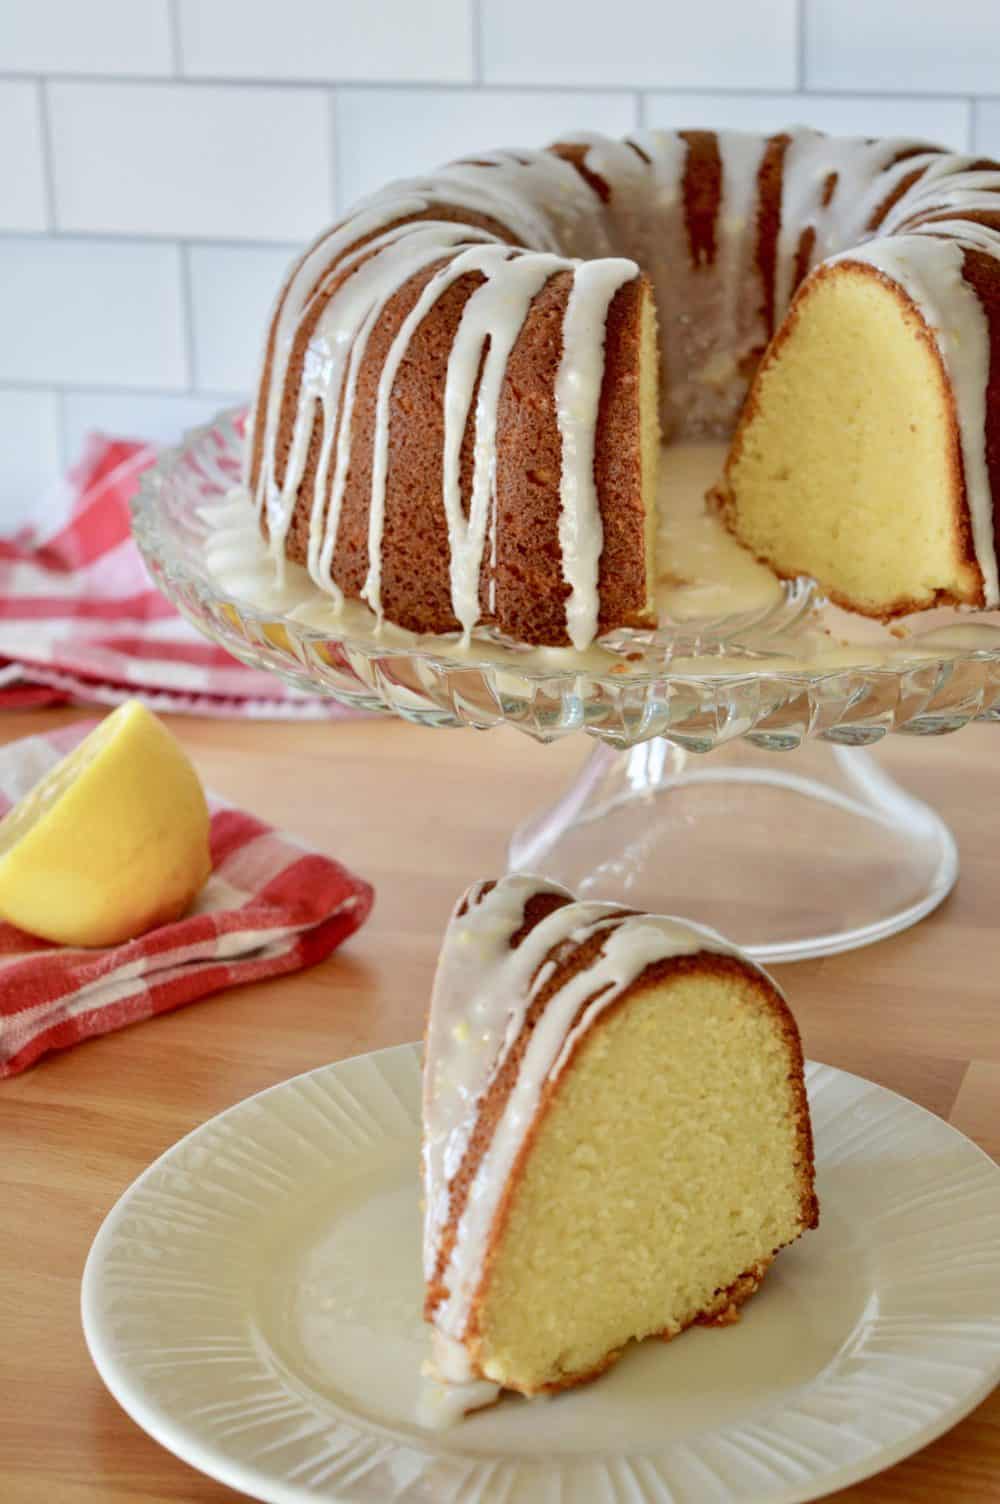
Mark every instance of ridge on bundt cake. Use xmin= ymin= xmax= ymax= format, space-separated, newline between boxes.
xmin=246 ymin=129 xmax=1000 ymax=646
xmin=420 ymin=876 xmax=818 ymax=1422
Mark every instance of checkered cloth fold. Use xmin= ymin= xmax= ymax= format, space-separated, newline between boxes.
xmin=0 ymin=721 xmax=374 ymax=1078
xmin=0 ymin=432 xmax=350 ymax=718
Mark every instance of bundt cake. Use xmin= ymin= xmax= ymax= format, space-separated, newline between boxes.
xmin=420 ymin=876 xmax=818 ymax=1422
xmin=246 ymin=129 xmax=1000 ymax=646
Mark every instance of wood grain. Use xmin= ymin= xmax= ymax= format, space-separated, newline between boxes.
xmin=1 ymin=707 xmax=997 ymax=1503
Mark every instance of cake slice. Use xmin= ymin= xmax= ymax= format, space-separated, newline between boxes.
xmin=421 ymin=876 xmax=818 ymax=1420
xmin=715 ymin=255 xmax=989 ymax=618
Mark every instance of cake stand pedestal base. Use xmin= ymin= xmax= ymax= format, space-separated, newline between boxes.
xmin=509 ymin=738 xmax=958 ymax=963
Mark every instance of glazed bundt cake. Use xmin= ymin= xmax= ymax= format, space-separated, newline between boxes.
xmin=247 ymin=129 xmax=1000 ymax=645
xmin=420 ymin=876 xmax=818 ymax=1421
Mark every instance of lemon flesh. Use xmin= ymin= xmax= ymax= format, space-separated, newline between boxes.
xmin=0 ymin=701 xmax=211 ymax=948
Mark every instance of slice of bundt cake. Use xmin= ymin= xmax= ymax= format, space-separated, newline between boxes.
xmin=715 ymin=250 xmax=994 ymax=617
xmin=421 ymin=876 xmax=818 ymax=1420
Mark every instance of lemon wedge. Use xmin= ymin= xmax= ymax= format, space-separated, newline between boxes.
xmin=0 ymin=701 xmax=211 ymax=947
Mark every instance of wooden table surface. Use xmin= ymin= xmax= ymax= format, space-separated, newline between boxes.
xmin=2 ymin=706 xmax=998 ymax=1503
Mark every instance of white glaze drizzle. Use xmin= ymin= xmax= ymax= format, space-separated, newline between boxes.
xmin=247 ymin=198 xmax=430 ymax=530
xmin=555 ymin=258 xmax=640 ymax=648
xmin=250 ymin=130 xmax=1000 ymax=642
xmin=361 ymin=241 xmax=610 ymax=623
xmin=772 ymin=135 xmax=928 ymax=315
xmin=303 ymin=223 xmax=494 ymax=597
xmin=441 ymin=248 xmax=567 ymax=639
xmin=289 ymin=222 xmax=500 ymax=593
xmin=421 ymin=875 xmax=753 ymax=1349
xmin=422 ymin=875 xmax=569 ymax=1282
xmin=418 ymin=1330 xmax=501 ymax=1428
xmin=712 ymin=131 xmax=774 ymax=397
xmin=361 ymin=243 xmax=501 ymax=618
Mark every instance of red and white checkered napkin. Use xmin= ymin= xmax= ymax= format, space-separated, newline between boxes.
xmin=0 ymin=721 xmax=375 ymax=1078
xmin=0 ymin=431 xmax=352 ymax=718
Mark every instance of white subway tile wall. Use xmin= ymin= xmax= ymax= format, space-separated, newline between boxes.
xmin=1 ymin=0 xmax=997 ymax=527
xmin=482 ymin=0 xmax=799 ymax=88
xmin=0 ymin=82 xmax=48 ymax=231
xmin=178 ymin=0 xmax=476 ymax=83
xmin=187 ymin=244 xmax=298 ymax=391
xmin=805 ymin=0 xmax=1000 ymax=95
xmin=335 ymin=88 xmax=639 ymax=208
xmin=0 ymin=390 xmax=63 ymax=517
xmin=0 ymin=237 xmax=187 ymax=388
xmin=0 ymin=0 xmax=173 ymax=77
xmin=49 ymin=81 xmax=333 ymax=239
xmin=975 ymin=100 xmax=1000 ymax=156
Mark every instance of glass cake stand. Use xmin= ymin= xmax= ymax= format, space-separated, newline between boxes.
xmin=132 ymin=409 xmax=1000 ymax=963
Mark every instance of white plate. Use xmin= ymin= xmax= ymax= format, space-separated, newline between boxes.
xmin=82 ymin=1045 xmax=1000 ymax=1504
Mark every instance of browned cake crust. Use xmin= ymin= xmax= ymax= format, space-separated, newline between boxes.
xmin=493 ymin=271 xmax=654 ymax=644
xmin=859 ymin=144 xmax=946 ymax=236
xmin=548 ymin=140 xmax=611 ymax=202
xmin=251 ymin=192 xmax=655 ymax=645
xmin=249 ymin=203 xmax=518 ymax=511
xmin=678 ymin=130 xmax=723 ymax=268
xmin=960 ymin=243 xmax=1000 ymax=567
xmin=754 ymin=133 xmax=792 ymax=340
xmin=320 ymin=259 xmax=476 ymax=633
xmin=425 ymin=883 xmax=818 ymax=1395
xmin=424 ymin=885 xmax=577 ymax=1315
xmin=713 ymin=258 xmax=985 ymax=618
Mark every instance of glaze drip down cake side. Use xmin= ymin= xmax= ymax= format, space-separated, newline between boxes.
xmin=246 ymin=128 xmax=1000 ymax=648
xmin=419 ymin=877 xmax=819 ymax=1422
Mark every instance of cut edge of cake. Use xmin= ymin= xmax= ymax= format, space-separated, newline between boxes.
xmin=713 ymin=258 xmax=988 ymax=619
xmin=465 ymin=952 xmax=818 ymax=1397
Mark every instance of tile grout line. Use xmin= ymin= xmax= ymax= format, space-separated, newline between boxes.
xmin=167 ymin=0 xmax=184 ymax=77
xmin=0 ymin=229 xmax=304 ymax=251
xmin=35 ymin=77 xmax=58 ymax=234
xmin=471 ymin=0 xmax=484 ymax=85
xmin=0 ymin=378 xmax=244 ymax=400
xmin=54 ymin=387 xmax=71 ymax=470
xmin=327 ymin=89 xmax=341 ymax=218
xmin=177 ymin=242 xmax=200 ymax=390
xmin=0 ymin=70 xmax=997 ymax=103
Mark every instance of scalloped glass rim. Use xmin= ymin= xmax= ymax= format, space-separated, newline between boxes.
xmin=130 ymin=408 xmax=1000 ymax=746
